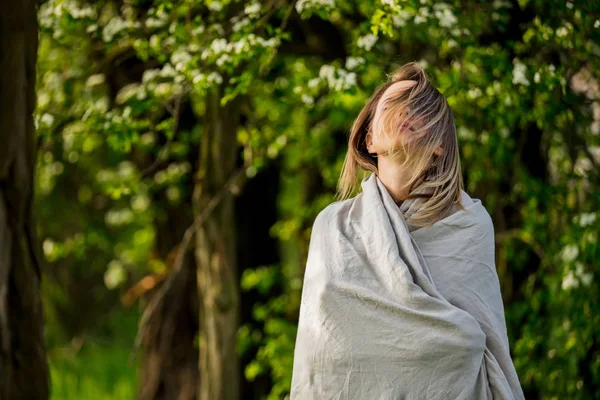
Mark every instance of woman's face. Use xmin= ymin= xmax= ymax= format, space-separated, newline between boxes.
xmin=365 ymin=79 xmax=416 ymax=158
xmin=366 ymin=79 xmax=441 ymax=159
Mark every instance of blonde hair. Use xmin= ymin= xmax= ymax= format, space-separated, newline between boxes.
xmin=338 ymin=62 xmax=463 ymax=226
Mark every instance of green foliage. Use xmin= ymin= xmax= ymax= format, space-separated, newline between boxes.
xmin=240 ymin=266 xmax=298 ymax=400
xmin=36 ymin=0 xmax=599 ymax=399
xmin=48 ymin=309 xmax=139 ymax=400
xmin=49 ymin=343 xmax=137 ymax=400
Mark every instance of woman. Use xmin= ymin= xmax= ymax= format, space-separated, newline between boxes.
xmin=291 ymin=63 xmax=524 ymax=399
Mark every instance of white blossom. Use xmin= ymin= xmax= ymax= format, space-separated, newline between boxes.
xmin=212 ymin=23 xmax=225 ymax=35
xmin=318 ymin=65 xmax=356 ymax=91
xmin=556 ymin=26 xmax=569 ymax=38
xmin=296 ymin=0 xmax=335 ymax=14
xmin=102 ymin=16 xmax=140 ymax=42
xmin=339 ymin=70 xmax=357 ymax=89
xmin=414 ymin=15 xmax=426 ymax=24
xmin=319 ymin=65 xmax=336 ymax=85
xmin=43 ymin=239 xmax=56 ymax=257
xmin=193 ymin=25 xmax=206 ymax=36
xmin=233 ymin=17 xmax=251 ymax=32
xmin=146 ymin=17 xmax=166 ymax=29
xmin=41 ymin=0 xmax=96 ymax=22
xmin=232 ymin=40 xmax=247 ymax=54
xmin=561 ymin=244 xmax=579 ymax=263
xmin=105 ymin=209 xmax=134 ymax=227
xmin=167 ymin=186 xmax=181 ymax=202
xmin=245 ymin=2 xmax=261 ymax=17
xmin=357 ymin=34 xmax=378 ymax=50
xmin=562 ymin=270 xmax=579 ymax=290
xmin=418 ymin=7 xmax=430 ymax=17
xmin=434 ymin=4 xmax=457 ymax=28
xmin=210 ymin=38 xmax=228 ymax=54
xmin=172 ymin=50 xmax=193 ymax=71
xmin=102 ymin=17 xmax=127 ymax=42
xmin=136 ymin=88 xmax=147 ymax=100
xmin=301 ymin=94 xmax=314 ymax=105
xmin=160 ymin=64 xmax=177 ymax=78
xmin=563 ymin=262 xmax=594 ymax=290
xmin=142 ymin=69 xmax=160 ymax=83
xmin=580 ymin=271 xmax=593 ymax=286
xmin=467 ymin=88 xmax=482 ymax=99
xmin=86 ymin=74 xmax=105 ymax=87
xmin=457 ymin=126 xmax=475 ymax=140
xmin=202 ymin=34 xmax=278 ymax=61
xmin=153 ymin=83 xmax=171 ymax=97
xmin=574 ymin=157 xmax=592 ymax=176
xmin=131 ymin=195 xmax=150 ymax=212
xmin=207 ymin=72 xmax=223 ymax=85
xmin=345 ymin=56 xmax=365 ymax=70
xmin=512 ymin=60 xmax=530 ymax=86
xmin=192 ymin=73 xmax=206 ymax=85
xmin=308 ymin=78 xmax=321 ymax=89
xmin=208 ymin=1 xmax=223 ymax=12
xmin=492 ymin=0 xmax=511 ymax=9
xmin=392 ymin=11 xmax=411 ymax=27
xmin=69 ymin=4 xmax=96 ymax=19
xmin=576 ymin=263 xmax=593 ymax=286
xmin=40 ymin=113 xmax=55 ymax=127
xmin=163 ymin=36 xmax=176 ymax=47
xmin=578 ymin=212 xmax=597 ymax=227
xmin=216 ymin=54 xmax=232 ymax=67
xmin=104 ymin=260 xmax=127 ymax=289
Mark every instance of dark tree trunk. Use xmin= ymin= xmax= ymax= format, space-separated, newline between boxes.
xmin=137 ymin=201 xmax=199 ymax=400
xmin=0 ymin=1 xmax=50 ymax=399
xmin=193 ymin=90 xmax=241 ymax=400
xmin=136 ymin=101 xmax=201 ymax=400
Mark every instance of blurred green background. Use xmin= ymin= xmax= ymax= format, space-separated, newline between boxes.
xmin=35 ymin=0 xmax=599 ymax=399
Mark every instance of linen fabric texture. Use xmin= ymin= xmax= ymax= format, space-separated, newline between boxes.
xmin=290 ymin=174 xmax=524 ymax=400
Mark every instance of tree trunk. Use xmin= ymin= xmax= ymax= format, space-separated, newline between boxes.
xmin=138 ymin=201 xmax=199 ymax=400
xmin=193 ymin=90 xmax=240 ymax=400
xmin=136 ymin=102 xmax=200 ymax=400
xmin=0 ymin=1 xmax=50 ymax=399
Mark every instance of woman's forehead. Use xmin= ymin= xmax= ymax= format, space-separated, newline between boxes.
xmin=375 ymin=80 xmax=418 ymax=116
xmin=383 ymin=80 xmax=417 ymax=98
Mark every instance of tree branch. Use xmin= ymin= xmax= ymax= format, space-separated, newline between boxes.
xmin=131 ymin=164 xmax=248 ymax=361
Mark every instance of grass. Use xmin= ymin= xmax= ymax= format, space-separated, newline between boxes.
xmin=49 ymin=341 xmax=137 ymax=399
xmin=47 ymin=307 xmax=140 ymax=400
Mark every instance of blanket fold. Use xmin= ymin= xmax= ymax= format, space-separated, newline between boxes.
xmin=291 ymin=175 xmax=524 ymax=400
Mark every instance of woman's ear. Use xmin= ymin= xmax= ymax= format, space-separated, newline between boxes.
xmin=366 ymin=132 xmax=375 ymax=154
xmin=434 ymin=145 xmax=443 ymax=156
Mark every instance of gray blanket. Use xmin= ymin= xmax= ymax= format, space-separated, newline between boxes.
xmin=290 ymin=175 xmax=524 ymax=399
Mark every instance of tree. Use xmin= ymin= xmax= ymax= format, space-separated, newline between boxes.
xmin=0 ymin=0 xmax=49 ymax=399
xmin=37 ymin=2 xmax=291 ymax=399
xmin=35 ymin=1 xmax=600 ymax=399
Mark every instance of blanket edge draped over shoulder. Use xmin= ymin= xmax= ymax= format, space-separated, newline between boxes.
xmin=291 ymin=174 xmax=524 ymax=400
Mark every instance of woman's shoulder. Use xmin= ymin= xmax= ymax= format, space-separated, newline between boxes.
xmin=449 ymin=190 xmax=495 ymax=235
xmin=313 ymin=197 xmax=357 ymax=228
xmin=412 ymin=190 xmax=495 ymax=251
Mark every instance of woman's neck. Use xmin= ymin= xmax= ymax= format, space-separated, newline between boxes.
xmin=376 ymin=156 xmax=413 ymax=204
